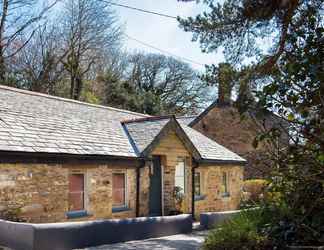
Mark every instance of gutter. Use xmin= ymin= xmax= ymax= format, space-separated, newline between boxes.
xmin=191 ymin=160 xmax=199 ymax=220
xmin=197 ymin=158 xmax=247 ymax=166
xmin=0 ymin=151 xmax=146 ymax=165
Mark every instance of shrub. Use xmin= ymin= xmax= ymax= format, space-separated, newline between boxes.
xmin=202 ymin=209 xmax=273 ymax=250
xmin=0 ymin=207 xmax=25 ymax=222
xmin=243 ymin=179 xmax=268 ymax=203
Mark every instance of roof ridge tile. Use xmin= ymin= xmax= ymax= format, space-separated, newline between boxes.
xmin=0 ymin=84 xmax=149 ymax=118
xmin=121 ymin=115 xmax=173 ymax=124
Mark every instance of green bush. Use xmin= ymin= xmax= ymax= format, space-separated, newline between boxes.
xmin=0 ymin=207 xmax=25 ymax=222
xmin=202 ymin=210 xmax=273 ymax=250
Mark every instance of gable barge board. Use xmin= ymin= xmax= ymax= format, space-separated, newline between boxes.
xmin=0 ymin=151 xmax=145 ymax=167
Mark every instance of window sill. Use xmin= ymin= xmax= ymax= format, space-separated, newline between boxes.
xmin=221 ymin=192 xmax=231 ymax=198
xmin=66 ymin=210 xmax=90 ymax=219
xmin=112 ymin=206 xmax=131 ymax=213
xmin=194 ymin=195 xmax=206 ymax=201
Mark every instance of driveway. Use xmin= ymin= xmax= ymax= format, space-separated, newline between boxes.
xmin=82 ymin=230 xmax=208 ymax=250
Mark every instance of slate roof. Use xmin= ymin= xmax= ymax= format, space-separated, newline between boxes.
xmin=123 ymin=117 xmax=246 ymax=163
xmin=176 ymin=116 xmax=197 ymax=126
xmin=0 ymin=85 xmax=246 ymax=163
xmin=177 ymin=121 xmax=246 ymax=162
xmin=123 ymin=118 xmax=169 ymax=154
xmin=0 ymin=85 xmax=148 ymax=158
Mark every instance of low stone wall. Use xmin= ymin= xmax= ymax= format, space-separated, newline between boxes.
xmin=0 ymin=214 xmax=192 ymax=250
xmin=200 ymin=210 xmax=241 ymax=229
xmin=0 ymin=220 xmax=34 ymax=250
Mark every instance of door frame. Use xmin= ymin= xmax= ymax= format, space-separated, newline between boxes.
xmin=160 ymin=163 xmax=164 ymax=216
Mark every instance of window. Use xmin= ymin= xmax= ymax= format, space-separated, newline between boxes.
xmin=194 ymin=172 xmax=201 ymax=196
xmin=69 ymin=174 xmax=85 ymax=211
xmin=113 ymin=173 xmax=126 ymax=207
xmin=175 ymin=158 xmax=186 ymax=194
xmin=221 ymin=172 xmax=230 ymax=197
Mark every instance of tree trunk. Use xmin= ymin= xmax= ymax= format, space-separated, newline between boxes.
xmin=0 ymin=0 xmax=9 ymax=83
xmin=70 ymin=75 xmax=75 ymax=99
xmin=73 ymin=75 xmax=82 ymax=100
xmin=0 ymin=47 xmax=5 ymax=83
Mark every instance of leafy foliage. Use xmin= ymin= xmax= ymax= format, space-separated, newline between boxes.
xmin=203 ymin=209 xmax=273 ymax=250
xmin=254 ymin=12 xmax=324 ymax=246
xmin=180 ymin=0 xmax=324 ymax=247
xmin=1 ymin=0 xmax=211 ymax=116
xmin=0 ymin=207 xmax=25 ymax=222
xmin=99 ymin=53 xmax=211 ymax=115
xmin=179 ymin=0 xmax=322 ymax=68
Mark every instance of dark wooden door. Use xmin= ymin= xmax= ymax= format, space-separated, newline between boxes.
xmin=149 ymin=156 xmax=162 ymax=216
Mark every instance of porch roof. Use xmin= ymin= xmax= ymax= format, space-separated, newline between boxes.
xmin=123 ymin=116 xmax=246 ymax=164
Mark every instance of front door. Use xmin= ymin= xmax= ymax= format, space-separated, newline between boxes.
xmin=149 ymin=156 xmax=162 ymax=216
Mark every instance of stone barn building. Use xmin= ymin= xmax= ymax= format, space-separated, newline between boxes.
xmin=186 ymin=81 xmax=288 ymax=179
xmin=0 ymin=85 xmax=245 ymax=223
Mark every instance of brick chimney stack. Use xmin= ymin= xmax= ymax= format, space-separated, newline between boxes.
xmin=217 ymin=63 xmax=233 ymax=105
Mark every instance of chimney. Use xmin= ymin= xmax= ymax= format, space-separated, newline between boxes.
xmin=217 ymin=63 xmax=233 ymax=105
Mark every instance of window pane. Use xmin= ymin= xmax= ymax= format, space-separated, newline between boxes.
xmin=175 ymin=159 xmax=185 ymax=194
xmin=69 ymin=174 xmax=84 ymax=211
xmin=175 ymin=162 xmax=184 ymax=177
xmin=113 ymin=173 xmax=126 ymax=207
xmin=222 ymin=172 xmax=229 ymax=195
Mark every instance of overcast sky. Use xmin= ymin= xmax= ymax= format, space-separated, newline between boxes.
xmin=111 ymin=0 xmax=224 ymax=71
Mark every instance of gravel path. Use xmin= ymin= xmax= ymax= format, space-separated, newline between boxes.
xmin=82 ymin=231 xmax=208 ymax=250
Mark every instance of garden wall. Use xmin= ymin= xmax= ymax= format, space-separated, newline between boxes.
xmin=0 ymin=214 xmax=192 ymax=250
xmin=200 ymin=210 xmax=241 ymax=229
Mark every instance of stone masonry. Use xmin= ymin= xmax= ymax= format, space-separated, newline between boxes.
xmin=0 ymin=133 xmax=243 ymax=223
xmin=151 ymin=131 xmax=192 ymax=215
xmin=0 ymin=164 xmax=137 ymax=223
xmin=150 ymin=131 xmax=243 ymax=217
xmin=195 ymin=165 xmax=243 ymax=219
xmin=192 ymin=105 xmax=269 ymax=179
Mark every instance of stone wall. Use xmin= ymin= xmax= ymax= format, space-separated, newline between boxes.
xmin=0 ymin=131 xmax=245 ymax=223
xmin=149 ymin=131 xmax=244 ymax=217
xmin=194 ymin=165 xmax=243 ymax=219
xmin=138 ymin=164 xmax=150 ymax=217
xmin=192 ymin=105 xmax=272 ymax=179
xmin=151 ymin=131 xmax=193 ymax=215
xmin=0 ymin=163 xmax=137 ymax=223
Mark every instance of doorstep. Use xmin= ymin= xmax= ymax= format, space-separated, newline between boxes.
xmin=192 ymin=221 xmax=204 ymax=231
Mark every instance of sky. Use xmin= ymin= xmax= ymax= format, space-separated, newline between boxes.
xmin=110 ymin=0 xmax=225 ymax=71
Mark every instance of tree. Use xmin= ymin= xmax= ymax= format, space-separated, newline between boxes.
xmin=0 ymin=0 xmax=58 ymax=83
xmin=178 ymin=0 xmax=323 ymax=73
xmin=61 ymin=0 xmax=121 ymax=100
xmin=9 ymin=24 xmax=67 ymax=94
xmin=180 ymin=0 xmax=324 ymax=246
xmin=180 ymin=0 xmax=323 ymax=244
xmin=254 ymin=11 xmax=323 ymax=246
xmin=100 ymin=52 xmax=211 ymax=115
